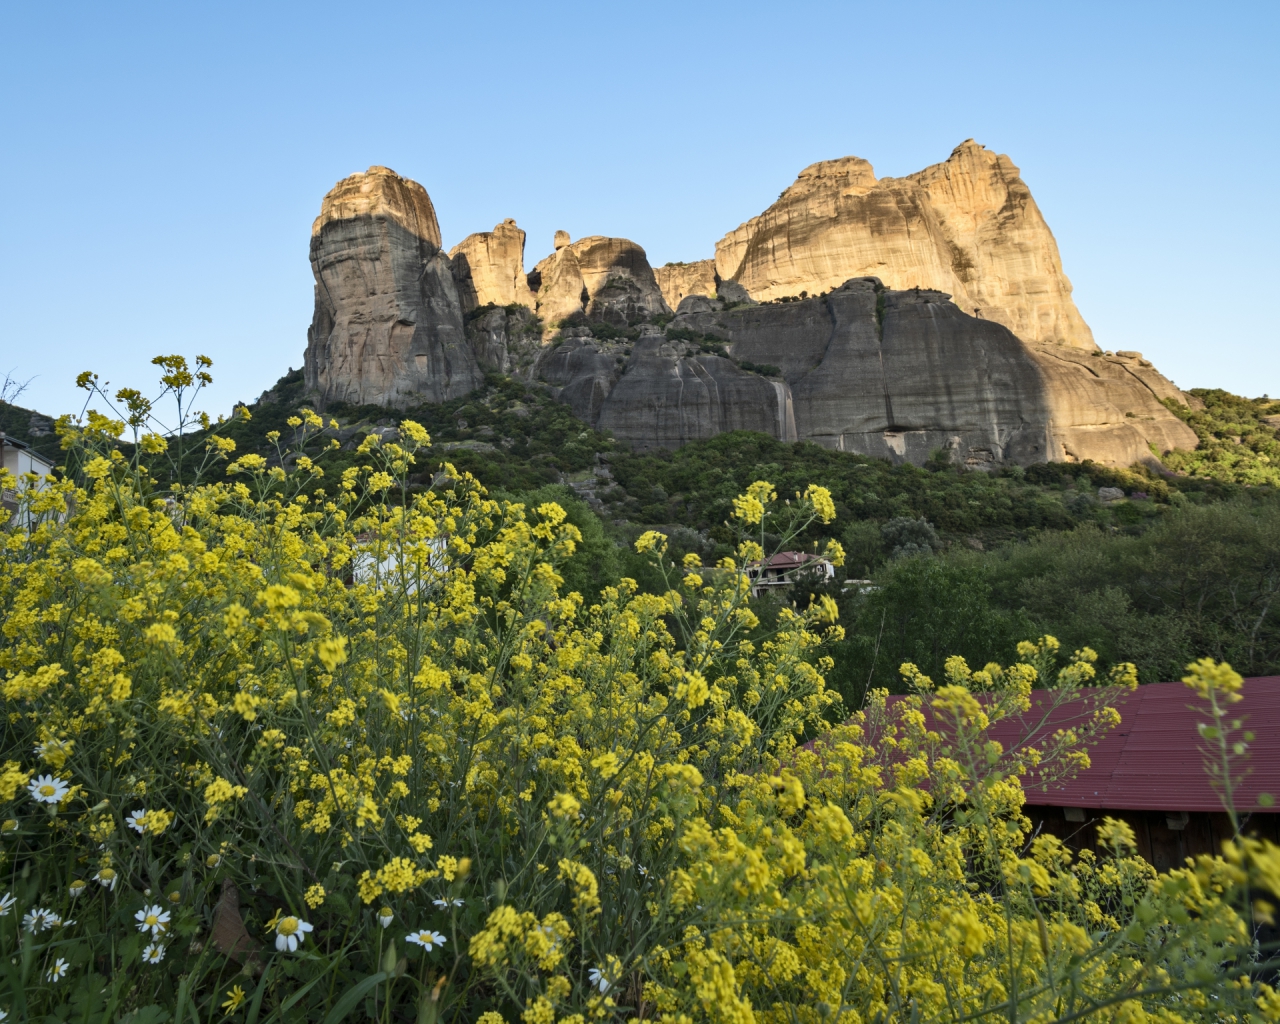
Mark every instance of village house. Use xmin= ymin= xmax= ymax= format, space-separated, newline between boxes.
xmin=744 ymin=551 xmax=835 ymax=597
xmin=0 ymin=432 xmax=55 ymax=529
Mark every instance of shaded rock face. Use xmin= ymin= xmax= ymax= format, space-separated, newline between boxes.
xmin=653 ymin=259 xmax=718 ymax=310
xmin=449 ymin=219 xmax=536 ymax=312
xmin=304 ymin=167 xmax=483 ymax=408
xmin=534 ymin=279 xmax=1195 ymax=465
xmin=537 ymin=334 xmax=792 ymax=449
xmin=718 ymin=280 xmax=1195 ymax=466
xmin=530 ymin=235 xmax=670 ymax=328
xmin=715 ymin=141 xmax=1096 ymax=350
xmin=468 ymin=305 xmax=543 ymax=378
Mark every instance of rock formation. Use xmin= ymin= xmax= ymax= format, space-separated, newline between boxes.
xmin=529 ymin=235 xmax=670 ymax=327
xmin=539 ymin=331 xmax=794 ymax=448
xmin=449 ymin=219 xmax=536 ymax=312
xmin=300 ymin=157 xmax=1202 ymax=470
xmin=653 ymin=259 xmax=718 ymax=311
xmin=536 ymin=280 xmax=1194 ymax=463
xmin=714 ymin=141 xmax=1096 ymax=350
xmin=304 ymin=166 xmax=482 ymax=408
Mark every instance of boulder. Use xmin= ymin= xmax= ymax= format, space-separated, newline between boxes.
xmin=715 ymin=141 xmax=1096 ymax=350
xmin=534 ymin=277 xmax=1197 ymax=464
xmin=653 ymin=259 xmax=718 ymax=310
xmin=304 ymin=166 xmax=482 ymax=408
xmin=449 ymin=219 xmax=535 ymax=312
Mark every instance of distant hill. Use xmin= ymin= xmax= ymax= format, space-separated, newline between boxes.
xmin=0 ymin=399 xmax=61 ymax=464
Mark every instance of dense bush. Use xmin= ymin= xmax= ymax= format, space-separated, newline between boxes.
xmin=3 ymin=361 xmax=1280 ymax=1021
xmin=1162 ymin=390 xmax=1280 ymax=486
xmin=826 ymin=497 xmax=1280 ymax=702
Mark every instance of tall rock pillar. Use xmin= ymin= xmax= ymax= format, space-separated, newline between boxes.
xmin=304 ymin=166 xmax=483 ymax=408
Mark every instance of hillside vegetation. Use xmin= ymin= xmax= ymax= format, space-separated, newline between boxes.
xmin=1161 ymin=388 xmax=1280 ymax=485
xmin=4 ymin=367 xmax=1278 ymax=700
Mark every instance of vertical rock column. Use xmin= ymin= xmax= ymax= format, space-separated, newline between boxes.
xmin=305 ymin=166 xmax=483 ymax=408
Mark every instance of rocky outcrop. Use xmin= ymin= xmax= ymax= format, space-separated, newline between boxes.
xmin=300 ymin=163 xmax=1200 ymax=470
xmin=530 ymin=234 xmax=670 ymax=328
xmin=449 ymin=219 xmax=535 ymax=312
xmin=538 ymin=332 xmax=792 ymax=448
xmin=720 ymin=280 xmax=1193 ymax=465
xmin=653 ymin=259 xmax=718 ymax=310
xmin=529 ymin=244 xmax=588 ymax=330
xmin=715 ymin=141 xmax=1096 ymax=350
xmin=537 ymin=279 xmax=1195 ymax=465
xmin=304 ymin=166 xmax=482 ymax=407
xmin=467 ymin=305 xmax=543 ymax=378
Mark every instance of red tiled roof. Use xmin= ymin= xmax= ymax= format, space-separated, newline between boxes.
xmin=915 ymin=678 xmax=1280 ymax=813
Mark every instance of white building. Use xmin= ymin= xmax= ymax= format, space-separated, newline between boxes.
xmin=1 ymin=433 xmax=55 ymax=529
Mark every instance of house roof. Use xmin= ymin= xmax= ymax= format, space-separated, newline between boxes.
xmin=921 ymin=679 xmax=1280 ymax=813
xmin=0 ymin=432 xmax=54 ymax=468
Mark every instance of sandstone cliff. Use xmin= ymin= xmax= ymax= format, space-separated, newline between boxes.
xmin=301 ymin=163 xmax=1199 ymax=470
xmin=305 ymin=166 xmax=482 ymax=407
xmin=537 ymin=281 xmax=1194 ymax=463
xmin=538 ymin=331 xmax=794 ymax=448
xmin=449 ymin=219 xmax=536 ymax=312
xmin=653 ymin=259 xmax=718 ymax=310
xmin=529 ymin=234 xmax=670 ymax=327
xmin=715 ymin=141 xmax=1096 ymax=350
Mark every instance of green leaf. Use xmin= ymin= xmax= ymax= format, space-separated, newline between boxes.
xmin=119 ymin=1007 xmax=171 ymax=1024
xmin=244 ymin=963 xmax=274 ymax=1024
xmin=321 ymin=971 xmax=390 ymax=1024
xmin=277 ymin=963 xmax=332 ymax=1014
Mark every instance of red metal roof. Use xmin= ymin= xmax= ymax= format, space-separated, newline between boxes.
xmin=916 ymin=678 xmax=1280 ymax=813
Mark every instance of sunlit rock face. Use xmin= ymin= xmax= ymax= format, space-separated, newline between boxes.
xmin=529 ymin=234 xmax=671 ymax=328
xmin=653 ymin=259 xmax=718 ymax=311
xmin=715 ymin=141 xmax=1097 ymax=351
xmin=304 ymin=166 xmax=482 ymax=408
xmin=300 ymin=161 xmax=1199 ymax=469
xmin=449 ymin=219 xmax=536 ymax=312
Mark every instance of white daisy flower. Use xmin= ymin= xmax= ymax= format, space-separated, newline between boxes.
xmin=378 ymin=907 xmax=394 ymax=929
xmin=143 ymin=942 xmax=166 ymax=964
xmin=0 ymin=892 xmax=14 ymax=916
xmin=23 ymin=908 xmax=58 ymax=933
xmin=588 ymin=967 xmax=612 ymax=993
xmin=135 ymin=904 xmax=170 ymax=938
xmin=125 ymin=809 xmax=148 ymax=833
xmin=28 ymin=774 xmax=69 ymax=805
xmin=274 ymin=915 xmax=313 ymax=952
xmin=68 ymin=879 xmax=87 ymax=898
xmin=94 ymin=867 xmax=118 ymax=891
xmin=406 ymin=929 xmax=446 ymax=951
xmin=46 ymin=958 xmax=69 ymax=982
xmin=432 ymin=896 xmax=464 ymax=909
xmin=0 ymin=1006 xmax=9 ymax=1020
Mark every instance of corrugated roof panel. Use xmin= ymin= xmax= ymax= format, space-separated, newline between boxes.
xmin=988 ymin=675 xmax=1280 ymax=814
xmin=900 ymin=678 xmax=1280 ymax=814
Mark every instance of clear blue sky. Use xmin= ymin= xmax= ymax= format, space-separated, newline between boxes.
xmin=2 ymin=1 xmax=1277 ymax=420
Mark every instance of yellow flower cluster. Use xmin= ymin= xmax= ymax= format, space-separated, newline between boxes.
xmin=0 ymin=374 xmax=1271 ymax=1021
